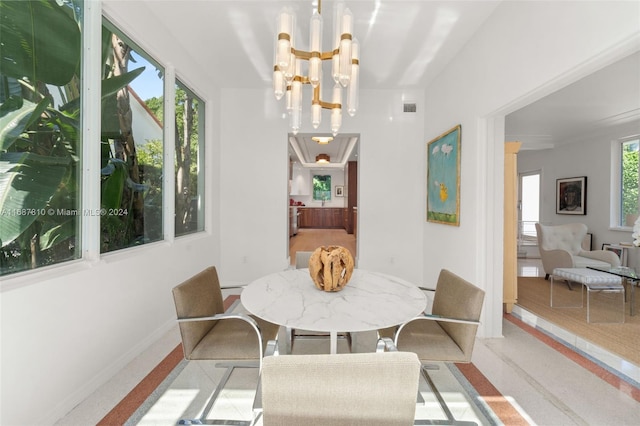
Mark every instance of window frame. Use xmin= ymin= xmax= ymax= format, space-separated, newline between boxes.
xmin=1 ymin=5 xmax=209 ymax=283
xmin=174 ymin=78 xmax=206 ymax=237
xmin=610 ymin=135 xmax=640 ymax=231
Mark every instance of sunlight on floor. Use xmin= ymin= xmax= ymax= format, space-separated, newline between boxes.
xmin=517 ymin=258 xmax=544 ymax=277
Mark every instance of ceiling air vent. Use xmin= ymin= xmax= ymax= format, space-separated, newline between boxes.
xmin=403 ymin=103 xmax=417 ymax=113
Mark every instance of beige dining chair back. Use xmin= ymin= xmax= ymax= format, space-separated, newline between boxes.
xmin=294 ymin=250 xmax=313 ymax=269
xmin=259 ymin=352 xmax=421 ymax=426
xmin=379 ymin=269 xmax=484 ymax=363
xmin=377 ymin=269 xmax=484 ymax=425
xmin=172 ymin=266 xmax=279 ymax=425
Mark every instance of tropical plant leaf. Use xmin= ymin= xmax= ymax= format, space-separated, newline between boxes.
xmin=39 ymin=219 xmax=76 ymax=251
xmin=0 ymin=0 xmax=81 ymax=86
xmin=46 ymin=108 xmax=80 ymax=157
xmin=0 ymin=97 xmax=50 ymax=152
xmin=102 ymin=67 xmax=146 ymax=99
xmin=101 ymin=159 xmax=127 ymax=210
xmin=0 ymin=152 xmax=70 ymax=247
xmin=63 ymin=67 xmax=145 ymax=114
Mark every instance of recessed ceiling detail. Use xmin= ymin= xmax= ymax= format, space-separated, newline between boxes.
xmin=289 ymin=133 xmax=358 ymax=168
xmin=316 ymin=153 xmax=330 ymax=163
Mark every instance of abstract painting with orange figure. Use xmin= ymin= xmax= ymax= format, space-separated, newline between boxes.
xmin=427 ymin=125 xmax=461 ymax=226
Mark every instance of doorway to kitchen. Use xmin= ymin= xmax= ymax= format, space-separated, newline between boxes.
xmin=287 ymin=133 xmax=359 ymax=266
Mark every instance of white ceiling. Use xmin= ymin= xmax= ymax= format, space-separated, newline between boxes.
xmin=134 ymin=0 xmax=501 ymax=91
xmin=505 ymin=52 xmax=640 ymax=150
xmin=108 ymin=1 xmax=640 ymax=158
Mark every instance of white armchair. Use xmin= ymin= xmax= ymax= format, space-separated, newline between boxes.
xmin=535 ymin=223 xmax=621 ymax=280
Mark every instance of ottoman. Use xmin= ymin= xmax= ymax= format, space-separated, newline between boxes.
xmin=551 ymin=268 xmax=625 ymax=323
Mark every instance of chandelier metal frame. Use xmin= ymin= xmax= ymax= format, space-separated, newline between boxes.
xmin=273 ymin=0 xmax=359 ymax=136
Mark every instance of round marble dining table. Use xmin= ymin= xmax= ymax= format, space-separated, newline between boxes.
xmin=241 ymin=268 xmax=427 ymax=354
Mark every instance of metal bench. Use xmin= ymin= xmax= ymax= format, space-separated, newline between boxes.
xmin=551 ymin=268 xmax=625 ymax=323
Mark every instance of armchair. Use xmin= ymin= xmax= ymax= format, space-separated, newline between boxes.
xmin=536 ymin=223 xmax=621 ymax=280
xmin=172 ymin=266 xmax=280 ymax=425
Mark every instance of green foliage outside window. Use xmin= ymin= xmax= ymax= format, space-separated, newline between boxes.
xmin=622 ymin=139 xmax=639 ymax=226
xmin=313 ymin=175 xmax=331 ymax=201
xmin=143 ymin=85 xmax=204 ymax=236
xmin=0 ymin=0 xmax=83 ymax=275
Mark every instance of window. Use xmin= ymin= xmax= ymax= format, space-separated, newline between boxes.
xmin=618 ymin=137 xmax=639 ymax=228
xmin=0 ymin=0 xmax=83 ymax=276
xmin=0 ymin=2 xmax=208 ymax=278
xmin=313 ymin=175 xmax=331 ymax=202
xmin=518 ymin=171 xmax=540 ymax=244
xmin=100 ymin=20 xmax=164 ymax=253
xmin=175 ymin=81 xmax=205 ymax=236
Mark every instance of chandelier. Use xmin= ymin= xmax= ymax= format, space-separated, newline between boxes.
xmin=273 ymin=0 xmax=359 ymax=136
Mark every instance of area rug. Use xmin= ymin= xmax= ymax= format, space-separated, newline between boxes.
xmin=517 ymin=277 xmax=640 ymax=366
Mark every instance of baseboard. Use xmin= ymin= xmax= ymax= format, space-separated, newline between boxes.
xmin=40 ymin=317 xmax=178 ymax=425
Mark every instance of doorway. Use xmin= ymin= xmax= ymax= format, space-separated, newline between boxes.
xmin=518 ymin=170 xmax=541 ymax=258
xmin=287 ymin=133 xmax=359 ymax=265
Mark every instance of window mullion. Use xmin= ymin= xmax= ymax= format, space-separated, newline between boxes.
xmin=164 ymin=65 xmax=176 ymax=242
xmin=82 ymin=0 xmax=103 ymax=262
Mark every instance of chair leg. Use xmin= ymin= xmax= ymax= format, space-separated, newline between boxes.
xmin=178 ymin=361 xmax=258 ymax=426
xmin=413 ymin=365 xmax=478 ymax=426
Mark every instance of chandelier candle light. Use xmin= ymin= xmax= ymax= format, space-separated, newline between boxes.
xmin=273 ymin=0 xmax=359 ymax=136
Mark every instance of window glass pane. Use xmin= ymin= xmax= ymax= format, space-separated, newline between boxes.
xmin=313 ymin=175 xmax=331 ymax=201
xmin=175 ymin=81 xmax=205 ymax=236
xmin=0 ymin=0 xmax=83 ymax=276
xmin=621 ymin=139 xmax=639 ymax=227
xmin=100 ymin=20 xmax=164 ymax=253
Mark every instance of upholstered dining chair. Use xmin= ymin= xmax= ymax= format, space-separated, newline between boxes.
xmin=378 ymin=269 xmax=485 ymax=426
xmin=257 ymin=351 xmax=421 ymax=426
xmin=172 ymin=266 xmax=280 ymax=425
xmin=536 ymin=222 xmax=621 ymax=280
xmin=294 ymin=250 xmax=313 ymax=268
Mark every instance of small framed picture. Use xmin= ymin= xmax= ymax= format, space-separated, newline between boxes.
xmin=556 ymin=176 xmax=587 ymax=215
xmin=602 ymin=244 xmax=627 ymax=265
xmin=335 ymin=185 xmax=344 ymax=197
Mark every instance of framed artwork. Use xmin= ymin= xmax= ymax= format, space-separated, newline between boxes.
xmin=556 ymin=176 xmax=587 ymax=215
xmin=335 ymin=185 xmax=344 ymax=197
xmin=602 ymin=244 xmax=627 ymax=265
xmin=426 ymin=125 xmax=461 ymax=226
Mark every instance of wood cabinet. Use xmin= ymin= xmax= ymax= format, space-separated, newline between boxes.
xmin=298 ymin=208 xmax=309 ymax=228
xmin=345 ymin=161 xmax=358 ymax=234
xmin=503 ymin=142 xmax=521 ymax=313
xmin=298 ymin=208 xmax=344 ymax=229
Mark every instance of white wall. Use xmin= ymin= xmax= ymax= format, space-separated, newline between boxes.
xmin=421 ymin=1 xmax=640 ymax=338
xmin=219 ymin=88 xmax=426 ymax=285
xmin=518 ymin=120 xmax=640 ymax=249
xmin=0 ymin=2 xmax=224 ymax=424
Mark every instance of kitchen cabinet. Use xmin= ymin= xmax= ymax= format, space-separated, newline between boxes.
xmin=298 ymin=208 xmax=343 ymax=229
xmin=298 ymin=208 xmax=309 ymax=228
xmin=290 ymin=163 xmax=310 ymax=195
xmin=345 ymin=161 xmax=358 ymax=233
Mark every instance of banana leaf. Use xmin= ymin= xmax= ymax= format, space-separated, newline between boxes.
xmin=39 ymin=219 xmax=76 ymax=251
xmin=0 ymin=97 xmax=50 ymax=152
xmin=101 ymin=159 xmax=127 ymax=210
xmin=0 ymin=152 xmax=70 ymax=248
xmin=0 ymin=0 xmax=80 ymax=86
xmin=62 ymin=67 xmax=145 ymax=114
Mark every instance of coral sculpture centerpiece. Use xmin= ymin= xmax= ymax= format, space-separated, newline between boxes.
xmin=308 ymin=246 xmax=355 ymax=292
